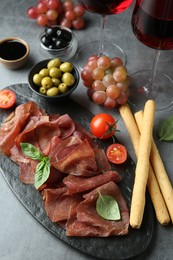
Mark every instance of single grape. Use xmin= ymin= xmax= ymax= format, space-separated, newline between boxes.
xmin=83 ymin=79 xmax=93 ymax=88
xmin=113 ymin=66 xmax=127 ymax=82
xmin=92 ymin=80 xmax=106 ymax=91
xmin=63 ymin=0 xmax=74 ymax=11
xmin=87 ymin=59 xmax=98 ymax=70
xmin=72 ymin=17 xmax=85 ymax=29
xmin=46 ymin=9 xmax=58 ymax=21
xmin=97 ymin=55 xmax=111 ymax=70
xmin=37 ymin=14 xmax=48 ymax=26
xmin=116 ymin=75 xmax=132 ymax=91
xmin=110 ymin=57 xmax=123 ymax=68
xmin=74 ymin=5 xmax=85 ymax=17
xmin=102 ymin=74 xmax=116 ymax=87
xmin=92 ymin=67 xmax=105 ymax=80
xmin=92 ymin=91 xmax=107 ymax=104
xmin=81 ymin=69 xmax=93 ymax=81
xmin=88 ymin=55 xmax=99 ymax=62
xmin=106 ymin=84 xmax=121 ymax=99
xmin=104 ymin=97 xmax=117 ymax=109
xmin=116 ymin=92 xmax=128 ymax=105
xmin=47 ymin=0 xmax=59 ymax=10
xmin=60 ymin=18 xmax=72 ymax=28
xmin=27 ymin=6 xmax=38 ymax=19
xmin=65 ymin=10 xmax=76 ymax=21
xmin=37 ymin=2 xmax=48 ymax=14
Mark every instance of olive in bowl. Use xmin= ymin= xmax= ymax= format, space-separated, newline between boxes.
xmin=28 ymin=58 xmax=79 ymax=101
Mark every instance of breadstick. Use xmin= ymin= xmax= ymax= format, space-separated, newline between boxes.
xmin=135 ymin=111 xmax=173 ymax=223
xmin=119 ymin=104 xmax=170 ymax=225
xmin=130 ymin=100 xmax=156 ymax=228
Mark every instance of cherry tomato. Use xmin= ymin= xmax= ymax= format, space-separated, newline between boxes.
xmin=0 ymin=89 xmax=16 ymax=109
xmin=90 ymin=113 xmax=117 ymax=139
xmin=106 ymin=143 xmax=127 ymax=164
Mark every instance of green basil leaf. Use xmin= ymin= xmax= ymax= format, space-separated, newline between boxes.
xmin=96 ymin=192 xmax=121 ymax=221
xmin=20 ymin=143 xmax=43 ymax=160
xmin=159 ymin=115 xmax=173 ymax=141
xmin=34 ymin=159 xmax=50 ymax=189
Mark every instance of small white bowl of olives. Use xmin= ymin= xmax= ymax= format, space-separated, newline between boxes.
xmin=28 ymin=58 xmax=79 ymax=101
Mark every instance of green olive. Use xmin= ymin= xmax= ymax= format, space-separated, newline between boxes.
xmin=47 ymin=87 xmax=59 ymax=96
xmin=61 ymin=72 xmax=75 ymax=86
xmin=59 ymin=83 xmax=68 ymax=94
xmin=39 ymin=68 xmax=49 ymax=77
xmin=33 ymin=73 xmax=43 ymax=86
xmin=39 ymin=86 xmax=47 ymax=95
xmin=52 ymin=78 xmax=61 ymax=86
xmin=41 ymin=76 xmax=53 ymax=89
xmin=60 ymin=62 xmax=73 ymax=73
xmin=47 ymin=58 xmax=62 ymax=69
xmin=49 ymin=67 xmax=62 ymax=78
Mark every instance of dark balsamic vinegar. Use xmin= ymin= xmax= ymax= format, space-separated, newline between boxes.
xmin=0 ymin=40 xmax=27 ymax=60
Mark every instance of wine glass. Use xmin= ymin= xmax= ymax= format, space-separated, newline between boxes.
xmin=77 ymin=0 xmax=133 ymax=69
xmin=129 ymin=0 xmax=173 ymax=111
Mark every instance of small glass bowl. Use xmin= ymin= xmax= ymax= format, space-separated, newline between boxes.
xmin=39 ymin=25 xmax=78 ymax=60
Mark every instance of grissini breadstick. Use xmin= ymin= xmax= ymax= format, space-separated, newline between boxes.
xmin=129 ymin=100 xmax=155 ymax=228
xmin=119 ymin=104 xmax=170 ymax=225
xmin=135 ymin=111 xmax=173 ymax=223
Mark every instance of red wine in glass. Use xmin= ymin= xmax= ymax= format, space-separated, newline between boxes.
xmin=129 ymin=0 xmax=173 ymax=111
xmin=132 ymin=0 xmax=173 ymax=50
xmin=78 ymin=0 xmax=133 ymax=15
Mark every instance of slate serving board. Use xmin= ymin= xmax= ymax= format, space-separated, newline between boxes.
xmin=0 ymin=84 xmax=154 ymax=260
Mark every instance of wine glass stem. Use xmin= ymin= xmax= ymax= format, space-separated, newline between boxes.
xmin=150 ymin=49 xmax=161 ymax=87
xmin=99 ymin=15 xmax=107 ymax=56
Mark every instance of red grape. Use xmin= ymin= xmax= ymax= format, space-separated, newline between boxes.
xmin=106 ymin=84 xmax=121 ymax=99
xmin=92 ymin=80 xmax=106 ymax=91
xmin=47 ymin=0 xmax=59 ymax=10
xmin=37 ymin=2 xmax=48 ymax=13
xmin=37 ymin=14 xmax=48 ymax=26
xmin=59 ymin=18 xmax=72 ymax=28
xmin=92 ymin=91 xmax=107 ymax=104
xmin=104 ymin=97 xmax=117 ymax=109
xmin=27 ymin=7 xmax=38 ymax=19
xmin=46 ymin=9 xmax=58 ymax=20
xmin=102 ymin=74 xmax=116 ymax=87
xmin=110 ymin=57 xmax=123 ymax=68
xmin=63 ymin=0 xmax=74 ymax=11
xmin=72 ymin=17 xmax=85 ymax=29
xmin=92 ymin=67 xmax=105 ymax=80
xmin=74 ymin=5 xmax=85 ymax=17
xmin=65 ymin=10 xmax=76 ymax=21
xmin=97 ymin=55 xmax=111 ymax=70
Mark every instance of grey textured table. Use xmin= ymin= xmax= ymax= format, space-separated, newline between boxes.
xmin=0 ymin=1 xmax=173 ymax=260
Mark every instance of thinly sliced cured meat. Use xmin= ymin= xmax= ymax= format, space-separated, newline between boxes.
xmin=63 ymin=171 xmax=121 ymax=194
xmin=66 ymin=182 xmax=129 ymax=237
xmin=51 ymin=137 xmax=98 ymax=177
xmin=42 ymin=187 xmax=83 ymax=222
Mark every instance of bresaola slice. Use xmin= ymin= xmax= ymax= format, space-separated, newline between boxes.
xmin=66 ymin=182 xmax=129 ymax=237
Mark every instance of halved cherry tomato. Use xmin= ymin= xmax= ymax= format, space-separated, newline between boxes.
xmin=106 ymin=143 xmax=127 ymax=164
xmin=0 ymin=89 xmax=16 ymax=109
xmin=90 ymin=113 xmax=117 ymax=139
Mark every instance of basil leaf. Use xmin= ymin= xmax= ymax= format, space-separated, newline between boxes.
xmin=34 ymin=159 xmax=50 ymax=189
xmin=96 ymin=192 xmax=121 ymax=221
xmin=159 ymin=115 xmax=173 ymax=141
xmin=20 ymin=143 xmax=43 ymax=160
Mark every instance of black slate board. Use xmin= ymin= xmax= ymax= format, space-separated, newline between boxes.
xmin=0 ymin=84 xmax=154 ymax=260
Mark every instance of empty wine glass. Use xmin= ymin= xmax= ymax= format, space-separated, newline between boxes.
xmin=129 ymin=0 xmax=173 ymax=110
xmin=77 ymin=0 xmax=133 ymax=69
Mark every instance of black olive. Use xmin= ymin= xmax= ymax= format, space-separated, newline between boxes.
xmin=45 ymin=27 xmax=57 ymax=37
xmin=41 ymin=35 xmax=51 ymax=47
xmin=55 ymin=39 xmax=67 ymax=49
xmin=56 ymin=29 xmax=72 ymax=42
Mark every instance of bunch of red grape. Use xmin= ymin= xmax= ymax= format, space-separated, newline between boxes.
xmin=27 ymin=0 xmax=85 ymax=29
xmin=81 ymin=55 xmax=131 ymax=109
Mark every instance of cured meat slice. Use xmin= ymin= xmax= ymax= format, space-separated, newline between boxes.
xmin=63 ymin=171 xmax=121 ymax=194
xmin=42 ymin=187 xmax=83 ymax=222
xmin=66 ymin=182 xmax=129 ymax=237
xmin=56 ymin=114 xmax=76 ymax=140
xmin=51 ymin=137 xmax=98 ymax=177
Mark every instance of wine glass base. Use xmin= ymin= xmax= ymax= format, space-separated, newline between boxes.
xmin=76 ymin=40 xmax=127 ymax=71
xmin=128 ymin=70 xmax=173 ymax=111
